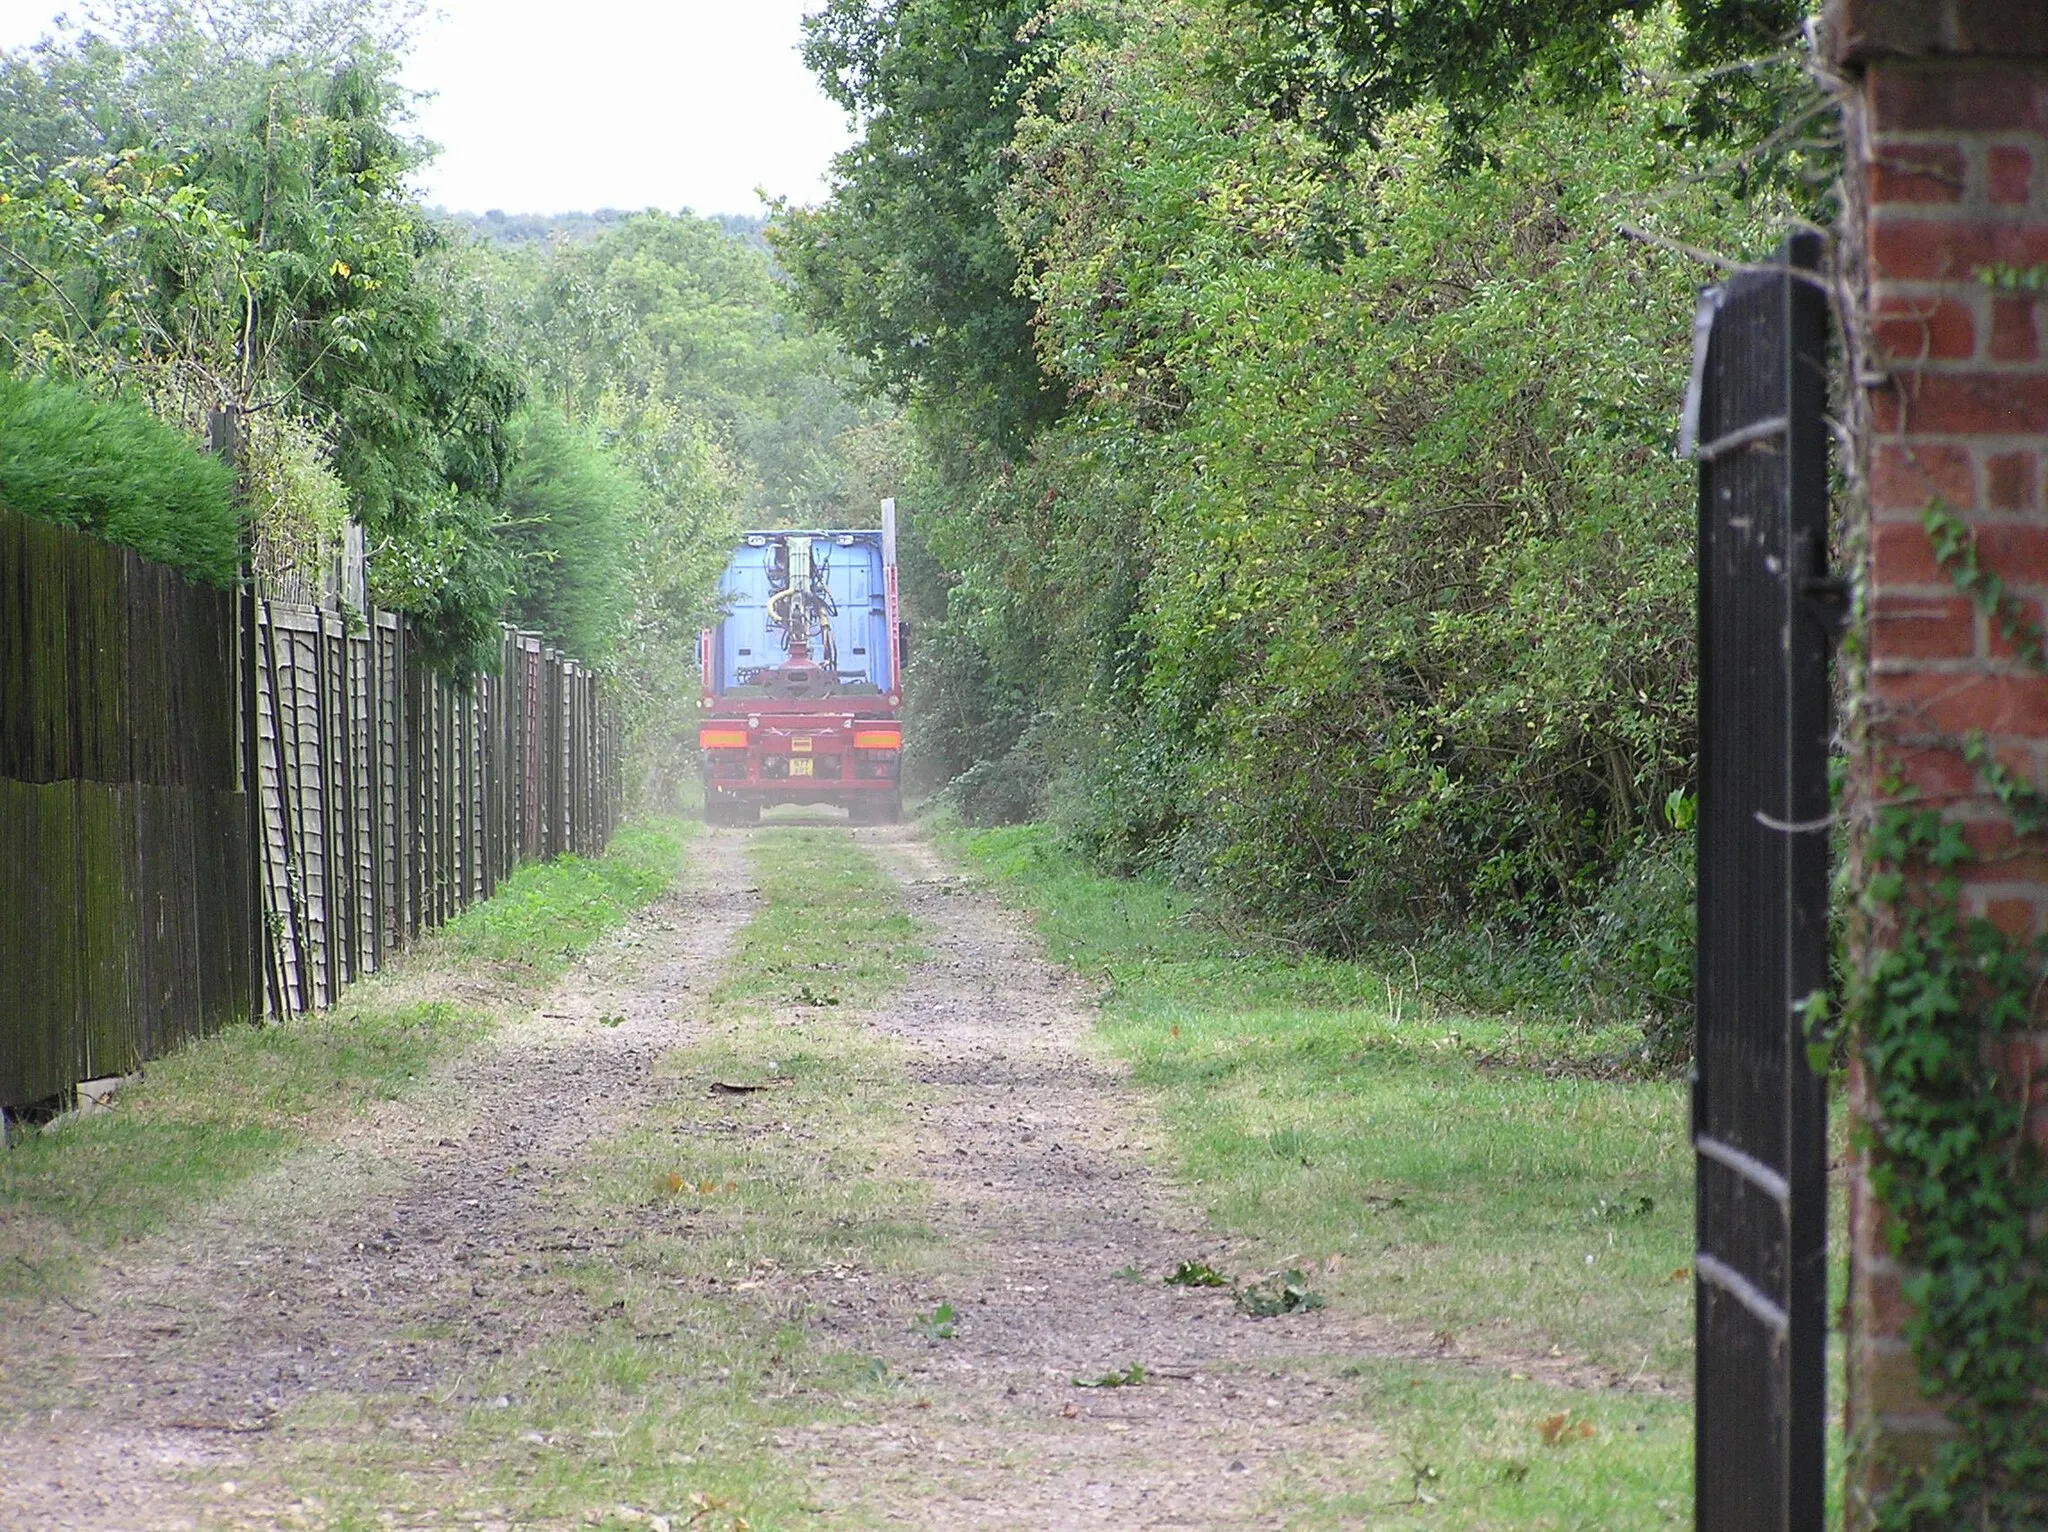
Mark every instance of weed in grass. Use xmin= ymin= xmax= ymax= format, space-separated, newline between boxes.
xmin=1111 ymin=1264 xmax=1146 ymax=1282
xmin=1165 ymin=1259 xmax=1229 ymax=1288
xmin=1074 ymin=1363 xmax=1147 ymax=1388
xmin=711 ymin=829 xmax=921 ymax=1013
xmin=1266 ymin=1361 xmax=1690 ymax=1528
xmin=1235 ymin=1269 xmax=1326 ymax=1318
xmin=913 ymin=1302 xmax=957 ymax=1341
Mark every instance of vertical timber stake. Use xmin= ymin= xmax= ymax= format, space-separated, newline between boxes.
xmin=1691 ymin=231 xmax=1837 ymax=1531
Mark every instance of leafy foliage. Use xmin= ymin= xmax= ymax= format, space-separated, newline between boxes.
xmin=787 ymin=0 xmax=1793 ymax=1018
xmin=774 ymin=0 xmax=1062 ymax=454
xmin=1853 ymin=800 xmax=2048 ymax=1527
xmin=1829 ymin=512 xmax=2048 ymax=1526
xmin=0 ymin=7 xmax=527 ymax=667
xmin=1232 ymin=0 xmax=1823 ymax=178
xmin=0 ymin=373 xmax=238 ymax=584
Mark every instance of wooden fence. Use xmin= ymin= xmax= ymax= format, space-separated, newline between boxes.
xmin=252 ymin=609 xmax=617 ymax=1016
xmin=1 ymin=506 xmax=620 ymax=1111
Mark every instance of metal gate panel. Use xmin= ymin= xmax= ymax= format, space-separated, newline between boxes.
xmin=1691 ymin=231 xmax=1833 ymax=1532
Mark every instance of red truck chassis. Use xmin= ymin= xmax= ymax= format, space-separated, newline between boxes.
xmin=697 ymin=696 xmax=901 ymax=824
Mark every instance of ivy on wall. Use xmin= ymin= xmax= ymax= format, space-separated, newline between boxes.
xmin=1846 ymin=504 xmax=2048 ymax=1527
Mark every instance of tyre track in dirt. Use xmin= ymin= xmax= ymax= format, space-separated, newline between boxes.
xmin=0 ymin=831 xmax=758 ymax=1532
xmin=783 ymin=828 xmax=1423 ymax=1530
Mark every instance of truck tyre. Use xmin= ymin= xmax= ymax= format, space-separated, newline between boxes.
xmin=879 ymin=791 xmax=902 ymax=825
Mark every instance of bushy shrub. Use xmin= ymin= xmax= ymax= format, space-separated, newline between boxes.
xmin=1579 ymin=833 xmax=1696 ymax=1060
xmin=244 ymin=411 xmax=352 ymax=603
xmin=496 ymin=405 xmax=633 ymax=664
xmin=950 ymin=740 xmax=1051 ymax=826
xmin=0 ymin=374 xmax=239 ymax=585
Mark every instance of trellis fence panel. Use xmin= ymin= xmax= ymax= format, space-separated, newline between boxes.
xmin=1 ymin=507 xmax=621 ymax=1111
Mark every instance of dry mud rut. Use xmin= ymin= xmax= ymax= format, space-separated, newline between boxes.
xmin=0 ymin=823 xmax=1472 ymax=1530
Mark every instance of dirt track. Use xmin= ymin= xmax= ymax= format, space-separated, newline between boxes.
xmin=0 ymin=823 xmax=1441 ymax=1529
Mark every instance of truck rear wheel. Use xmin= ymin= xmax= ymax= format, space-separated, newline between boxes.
xmin=706 ymin=793 xmax=759 ymax=826
xmin=852 ymin=792 xmax=902 ymax=825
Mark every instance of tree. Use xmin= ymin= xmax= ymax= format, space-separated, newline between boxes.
xmin=1233 ymin=0 xmax=1819 ymax=169
xmin=774 ymin=0 xmax=1063 ymax=456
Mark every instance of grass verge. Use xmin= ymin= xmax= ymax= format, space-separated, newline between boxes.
xmin=712 ymin=827 xmax=923 ymax=1011
xmin=1274 ymin=1360 xmax=1692 ymax=1529
xmin=0 ymin=820 xmax=691 ymax=1319
xmin=247 ymin=825 xmax=930 ymax=1529
xmin=948 ymin=821 xmax=1692 ymax=1380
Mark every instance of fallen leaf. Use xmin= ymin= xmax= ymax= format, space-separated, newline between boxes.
xmin=1538 ymin=1413 xmax=1596 ymax=1447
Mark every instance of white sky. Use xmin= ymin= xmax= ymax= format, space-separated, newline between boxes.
xmin=0 ymin=0 xmax=855 ymax=217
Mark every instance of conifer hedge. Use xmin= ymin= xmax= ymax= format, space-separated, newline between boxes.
xmin=0 ymin=376 xmax=240 ymax=588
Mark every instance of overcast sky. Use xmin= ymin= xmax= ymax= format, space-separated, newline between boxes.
xmin=0 ymin=0 xmax=855 ymax=217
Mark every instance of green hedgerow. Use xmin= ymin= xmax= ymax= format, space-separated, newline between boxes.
xmin=0 ymin=374 xmax=240 ymax=586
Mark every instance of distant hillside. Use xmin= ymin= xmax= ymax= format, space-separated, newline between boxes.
xmin=440 ymin=208 xmax=770 ymax=251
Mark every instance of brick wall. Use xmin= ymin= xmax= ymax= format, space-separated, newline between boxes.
xmin=1830 ymin=0 xmax=2048 ymax=1511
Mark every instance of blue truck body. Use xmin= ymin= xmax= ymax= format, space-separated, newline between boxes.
xmin=696 ymin=513 xmax=904 ymax=824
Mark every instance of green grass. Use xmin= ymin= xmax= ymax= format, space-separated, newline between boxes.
xmin=0 ymin=821 xmax=690 ymax=1319
xmin=950 ymin=822 xmax=1692 ymax=1380
xmin=248 ymin=826 xmax=928 ymax=1528
xmin=437 ymin=820 xmax=686 ymax=981
xmin=712 ymin=827 xmax=923 ymax=1011
xmin=1272 ymin=1360 xmax=1691 ymax=1529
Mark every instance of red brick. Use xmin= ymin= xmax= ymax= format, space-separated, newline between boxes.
xmin=1873 ymin=591 xmax=1979 ymax=659
xmin=1872 ymin=441 xmax=1977 ymax=510
xmin=1829 ymin=0 xmax=1946 ymax=64
xmin=1871 ymin=60 xmax=2048 ymax=136
xmin=1986 ymin=450 xmax=2040 ymax=510
xmin=1891 ymin=743 xmax=1980 ymax=798
xmin=1870 ymin=218 xmax=2048 ymax=281
xmin=1951 ymin=523 xmax=2048 ymax=580
xmin=1877 ymin=670 xmax=2048 ymax=736
xmin=1872 ymin=520 xmax=2048 ymax=586
xmin=1989 ymin=145 xmax=2035 ymax=206
xmin=1984 ymin=897 xmax=2038 ymax=936
xmin=1873 ymin=519 xmax=1949 ymax=581
xmin=2001 ymin=1033 xmax=2048 ymax=1082
xmin=1952 ymin=0 xmax=2048 ymax=57
xmin=1875 ymin=295 xmax=1979 ymax=361
xmin=1871 ymin=143 xmax=1968 ymax=204
xmin=1864 ymin=1265 xmax=1916 ymax=1336
xmin=1992 ymin=297 xmax=2041 ymax=361
xmin=1871 ymin=371 xmax=2048 ymax=434
xmin=1961 ymin=816 xmax=2023 ymax=858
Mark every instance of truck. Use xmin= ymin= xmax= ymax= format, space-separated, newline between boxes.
xmin=695 ymin=501 xmax=903 ymax=824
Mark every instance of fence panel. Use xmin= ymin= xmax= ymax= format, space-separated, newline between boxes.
xmin=0 ymin=508 xmax=256 ymax=1109
xmin=249 ymin=602 xmax=615 ymax=1029
xmin=4 ymin=505 xmax=618 ymax=1110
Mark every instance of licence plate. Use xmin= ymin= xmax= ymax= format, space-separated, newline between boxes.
xmin=789 ymin=758 xmax=814 ymax=778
